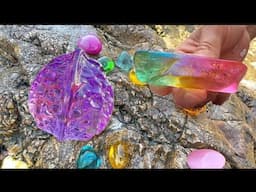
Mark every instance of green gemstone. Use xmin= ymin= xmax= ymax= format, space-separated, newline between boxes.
xmin=98 ymin=56 xmax=115 ymax=74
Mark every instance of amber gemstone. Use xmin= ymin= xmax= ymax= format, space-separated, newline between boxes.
xmin=108 ymin=141 xmax=130 ymax=169
xmin=182 ymin=105 xmax=207 ymax=116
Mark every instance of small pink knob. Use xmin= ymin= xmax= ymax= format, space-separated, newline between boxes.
xmin=78 ymin=35 xmax=102 ymax=55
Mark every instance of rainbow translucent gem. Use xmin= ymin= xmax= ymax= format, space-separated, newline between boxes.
xmin=77 ymin=145 xmax=102 ymax=169
xmin=134 ymin=50 xmax=248 ymax=93
xmin=28 ymin=49 xmax=114 ymax=141
xmin=98 ymin=56 xmax=115 ymax=74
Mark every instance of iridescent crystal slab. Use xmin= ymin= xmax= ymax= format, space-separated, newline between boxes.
xmin=28 ymin=49 xmax=114 ymax=141
xmin=134 ymin=50 xmax=247 ymax=93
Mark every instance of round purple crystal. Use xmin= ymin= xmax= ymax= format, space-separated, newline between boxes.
xmin=28 ymin=49 xmax=114 ymax=141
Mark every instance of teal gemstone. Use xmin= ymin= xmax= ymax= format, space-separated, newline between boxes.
xmin=116 ymin=51 xmax=133 ymax=72
xmin=77 ymin=145 xmax=102 ymax=169
xmin=98 ymin=56 xmax=115 ymax=74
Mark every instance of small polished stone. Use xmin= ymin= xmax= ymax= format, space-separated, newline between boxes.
xmin=78 ymin=35 xmax=102 ymax=55
xmin=77 ymin=145 xmax=102 ymax=169
xmin=128 ymin=68 xmax=146 ymax=86
xmin=116 ymin=51 xmax=133 ymax=72
xmin=98 ymin=56 xmax=115 ymax=74
xmin=182 ymin=105 xmax=207 ymax=116
xmin=1 ymin=156 xmax=28 ymax=169
xmin=108 ymin=141 xmax=130 ymax=169
xmin=187 ymin=149 xmax=226 ymax=169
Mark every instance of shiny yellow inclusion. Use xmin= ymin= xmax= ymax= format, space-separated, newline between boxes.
xmin=128 ymin=68 xmax=146 ymax=86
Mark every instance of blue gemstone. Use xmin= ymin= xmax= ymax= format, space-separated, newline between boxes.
xmin=116 ymin=51 xmax=133 ymax=72
xmin=77 ymin=145 xmax=102 ymax=169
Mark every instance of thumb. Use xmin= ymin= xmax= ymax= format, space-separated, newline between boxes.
xmin=170 ymin=26 xmax=225 ymax=109
xmin=192 ymin=26 xmax=224 ymax=58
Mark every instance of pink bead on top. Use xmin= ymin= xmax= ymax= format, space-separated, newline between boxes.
xmin=77 ymin=35 xmax=102 ymax=55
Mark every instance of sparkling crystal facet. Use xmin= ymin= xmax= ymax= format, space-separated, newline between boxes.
xmin=108 ymin=141 xmax=130 ymax=169
xmin=98 ymin=56 xmax=115 ymax=74
xmin=116 ymin=51 xmax=133 ymax=72
xmin=28 ymin=49 xmax=114 ymax=141
xmin=77 ymin=145 xmax=102 ymax=169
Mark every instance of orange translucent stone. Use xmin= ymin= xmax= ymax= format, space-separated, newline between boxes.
xmin=182 ymin=105 xmax=207 ymax=116
xmin=108 ymin=141 xmax=130 ymax=169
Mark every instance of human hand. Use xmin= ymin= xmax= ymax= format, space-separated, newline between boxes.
xmin=150 ymin=25 xmax=253 ymax=109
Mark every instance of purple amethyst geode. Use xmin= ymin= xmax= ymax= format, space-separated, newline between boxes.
xmin=28 ymin=49 xmax=114 ymax=141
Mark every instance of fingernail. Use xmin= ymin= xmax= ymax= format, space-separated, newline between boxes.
xmin=240 ymin=48 xmax=247 ymax=58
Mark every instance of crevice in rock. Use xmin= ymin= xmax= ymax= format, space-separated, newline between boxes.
xmin=177 ymin=115 xmax=188 ymax=142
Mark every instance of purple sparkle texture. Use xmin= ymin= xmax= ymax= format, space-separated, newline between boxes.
xmin=28 ymin=49 xmax=114 ymax=141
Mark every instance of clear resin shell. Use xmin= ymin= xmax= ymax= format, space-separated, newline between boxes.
xmin=28 ymin=49 xmax=114 ymax=141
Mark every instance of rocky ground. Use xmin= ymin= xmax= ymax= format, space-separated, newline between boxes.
xmin=0 ymin=25 xmax=255 ymax=168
